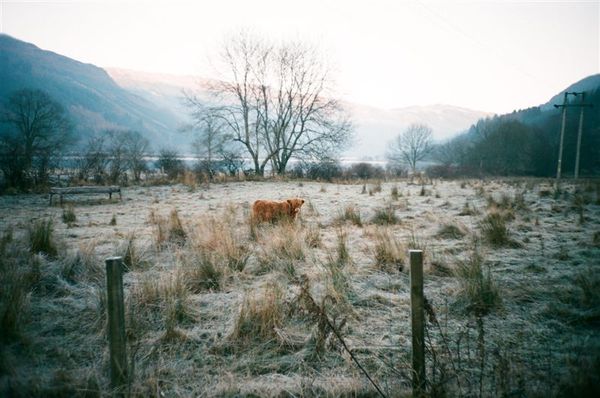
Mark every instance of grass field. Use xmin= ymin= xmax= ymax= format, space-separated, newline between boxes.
xmin=1 ymin=178 xmax=599 ymax=397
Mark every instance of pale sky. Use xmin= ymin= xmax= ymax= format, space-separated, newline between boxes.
xmin=1 ymin=0 xmax=599 ymax=114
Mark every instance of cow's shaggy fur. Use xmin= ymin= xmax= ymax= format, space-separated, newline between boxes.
xmin=252 ymin=198 xmax=305 ymax=223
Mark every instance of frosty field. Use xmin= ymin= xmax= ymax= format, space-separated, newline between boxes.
xmin=1 ymin=178 xmax=599 ymax=397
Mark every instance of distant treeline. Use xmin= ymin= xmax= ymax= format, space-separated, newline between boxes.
xmin=432 ymin=88 xmax=600 ymax=177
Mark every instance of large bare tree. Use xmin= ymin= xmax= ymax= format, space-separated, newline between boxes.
xmin=0 ymin=89 xmax=73 ymax=187
xmin=187 ymin=31 xmax=352 ymax=176
xmin=387 ymin=123 xmax=434 ymax=173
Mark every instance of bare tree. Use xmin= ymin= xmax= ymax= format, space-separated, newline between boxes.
xmin=387 ymin=123 xmax=434 ymax=173
xmin=0 ymin=89 xmax=73 ymax=187
xmin=76 ymin=134 xmax=110 ymax=183
xmin=187 ymin=31 xmax=352 ymax=176
xmin=156 ymin=148 xmax=184 ymax=180
xmin=191 ymin=115 xmax=227 ymax=180
xmin=123 ymin=131 xmax=150 ymax=182
xmin=103 ymin=130 xmax=130 ymax=184
xmin=95 ymin=130 xmax=150 ymax=184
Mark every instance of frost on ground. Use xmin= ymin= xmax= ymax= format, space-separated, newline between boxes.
xmin=1 ymin=179 xmax=599 ymax=396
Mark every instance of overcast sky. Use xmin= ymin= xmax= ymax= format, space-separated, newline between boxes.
xmin=2 ymin=0 xmax=598 ymax=114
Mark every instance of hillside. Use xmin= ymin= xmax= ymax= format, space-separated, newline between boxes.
xmin=107 ymin=68 xmax=491 ymax=159
xmin=0 ymin=34 xmax=188 ymax=150
xmin=450 ymin=73 xmax=600 ymax=176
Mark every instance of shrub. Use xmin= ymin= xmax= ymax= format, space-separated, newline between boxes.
xmin=306 ymin=159 xmax=343 ymax=181
xmin=346 ymin=162 xmax=385 ymax=180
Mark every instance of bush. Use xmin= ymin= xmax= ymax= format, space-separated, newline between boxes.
xmin=345 ymin=162 xmax=385 ymax=180
xmin=306 ymin=159 xmax=343 ymax=181
xmin=156 ymin=148 xmax=185 ymax=180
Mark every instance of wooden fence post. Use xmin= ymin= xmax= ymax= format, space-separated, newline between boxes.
xmin=410 ymin=250 xmax=425 ymax=396
xmin=105 ymin=256 xmax=128 ymax=395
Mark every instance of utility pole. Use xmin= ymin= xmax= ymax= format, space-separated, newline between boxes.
xmin=574 ymin=92 xmax=586 ymax=180
xmin=554 ymin=92 xmax=569 ymax=185
xmin=553 ymin=92 xmax=593 ymax=184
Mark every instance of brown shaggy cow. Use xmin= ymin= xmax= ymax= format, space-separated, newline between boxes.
xmin=252 ymin=198 xmax=305 ymax=223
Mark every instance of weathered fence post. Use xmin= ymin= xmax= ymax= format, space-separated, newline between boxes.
xmin=410 ymin=250 xmax=425 ymax=396
xmin=105 ymin=256 xmax=128 ymax=395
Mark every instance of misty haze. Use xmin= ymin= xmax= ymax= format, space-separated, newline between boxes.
xmin=0 ymin=1 xmax=599 ymax=397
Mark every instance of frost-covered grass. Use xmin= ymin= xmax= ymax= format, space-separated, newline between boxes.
xmin=0 ymin=178 xmax=599 ymax=396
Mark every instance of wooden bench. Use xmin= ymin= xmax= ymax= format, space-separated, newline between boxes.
xmin=49 ymin=186 xmax=122 ymax=205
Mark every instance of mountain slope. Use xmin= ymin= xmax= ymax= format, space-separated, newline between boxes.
xmin=0 ymin=34 xmax=187 ymax=149
xmin=107 ymin=68 xmax=491 ymax=159
xmin=453 ymin=73 xmax=600 ymax=176
xmin=542 ymin=74 xmax=600 ymax=111
xmin=345 ymin=102 xmax=492 ymax=158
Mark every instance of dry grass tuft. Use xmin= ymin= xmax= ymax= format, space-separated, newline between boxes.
xmin=180 ymin=252 xmax=224 ymax=292
xmin=230 ymin=281 xmax=285 ymax=345
xmin=119 ymin=233 xmax=149 ymax=271
xmin=296 ymin=277 xmax=350 ymax=358
xmin=391 ymin=185 xmax=400 ymax=200
xmin=454 ymin=251 xmax=502 ymax=316
xmin=61 ymin=240 xmax=103 ymax=283
xmin=336 ymin=205 xmax=362 ymax=227
xmin=368 ymin=181 xmax=382 ymax=195
xmin=61 ymin=205 xmax=76 ymax=225
xmin=458 ymin=201 xmax=479 ymax=216
xmin=28 ymin=218 xmax=58 ymax=257
xmin=480 ymin=211 xmax=521 ymax=248
xmin=373 ymin=228 xmax=404 ymax=272
xmin=0 ymin=263 xmax=30 ymax=343
xmin=333 ymin=227 xmax=350 ymax=267
xmin=371 ymin=205 xmax=399 ymax=225
xmin=188 ymin=214 xmax=250 ymax=274
xmin=435 ymin=222 xmax=467 ymax=240
xmin=129 ymin=271 xmax=195 ymax=336
xmin=304 ymin=224 xmax=322 ymax=248
xmin=150 ymin=208 xmax=188 ymax=249
xmin=257 ymin=223 xmax=305 ymax=276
